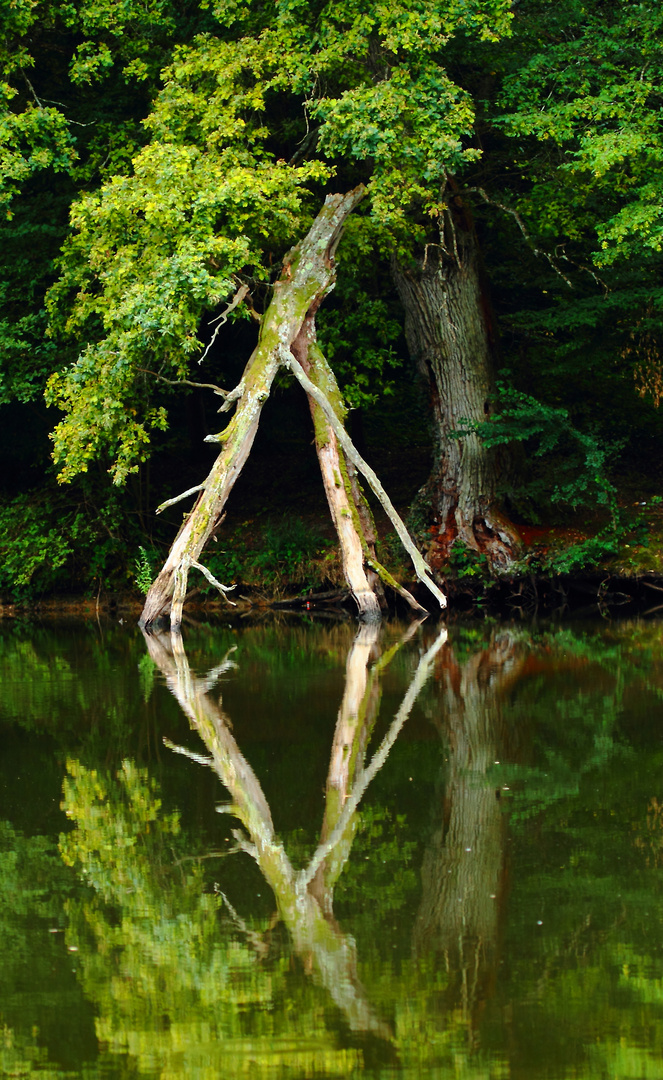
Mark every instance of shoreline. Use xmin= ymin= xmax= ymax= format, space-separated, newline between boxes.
xmin=3 ymin=568 xmax=663 ymax=622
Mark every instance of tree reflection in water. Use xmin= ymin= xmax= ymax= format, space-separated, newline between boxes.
xmin=7 ymin=619 xmax=663 ymax=1078
xmin=143 ymin=621 xmax=446 ymax=1041
xmin=415 ymin=630 xmax=527 ymax=1036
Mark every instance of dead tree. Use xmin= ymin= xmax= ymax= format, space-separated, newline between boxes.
xmin=140 ymin=188 xmax=446 ymax=629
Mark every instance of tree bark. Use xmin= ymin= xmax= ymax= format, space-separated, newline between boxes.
xmin=393 ymin=194 xmax=521 ymax=572
xmin=140 ymin=187 xmax=367 ymax=629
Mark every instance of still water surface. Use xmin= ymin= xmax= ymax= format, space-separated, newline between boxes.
xmin=1 ymin=616 xmax=663 ymax=1079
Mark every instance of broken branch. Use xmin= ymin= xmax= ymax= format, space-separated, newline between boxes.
xmin=156 ymin=483 xmax=205 ymax=514
xmin=191 ymin=560 xmax=237 ymax=605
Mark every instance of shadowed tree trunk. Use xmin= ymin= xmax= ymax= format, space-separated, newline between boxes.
xmin=393 ymin=192 xmax=522 ymax=572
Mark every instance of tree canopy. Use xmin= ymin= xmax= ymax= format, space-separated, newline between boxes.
xmin=2 ymin=0 xmax=663 ymax=598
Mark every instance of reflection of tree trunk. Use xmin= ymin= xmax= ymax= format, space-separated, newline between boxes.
xmin=393 ymin=194 xmax=521 ymax=572
xmin=414 ymin=631 xmax=527 ymax=1026
xmin=143 ymin=628 xmax=390 ymax=1038
xmin=310 ymin=622 xmax=382 ymax=911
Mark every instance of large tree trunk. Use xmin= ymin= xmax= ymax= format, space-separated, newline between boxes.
xmin=393 ymin=195 xmax=521 ymax=572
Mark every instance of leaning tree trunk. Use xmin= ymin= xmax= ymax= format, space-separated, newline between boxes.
xmin=393 ymin=195 xmax=521 ymax=572
xmin=291 ymin=322 xmax=383 ymax=621
xmin=299 ymin=337 xmax=429 ymax=618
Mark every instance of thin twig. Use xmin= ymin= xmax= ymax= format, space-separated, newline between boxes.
xmin=466 ymin=186 xmax=574 ymax=289
xmin=198 ymin=283 xmax=250 ymax=365
xmin=137 ymin=368 xmax=229 ymax=397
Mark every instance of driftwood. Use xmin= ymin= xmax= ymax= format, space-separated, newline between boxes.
xmin=140 ymin=188 xmax=447 ymax=629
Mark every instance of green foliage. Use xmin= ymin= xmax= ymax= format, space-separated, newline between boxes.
xmin=316 ymin=218 xmax=404 ymax=407
xmin=202 ymin=516 xmax=334 ymax=591
xmin=39 ymin=0 xmax=514 ymax=484
xmin=45 ymin=33 xmax=330 ymax=482
xmin=497 ymin=0 xmax=663 ymax=268
xmin=133 ymin=546 xmax=154 ymax=595
xmin=0 ymin=484 xmax=143 ymax=597
xmin=448 ymin=539 xmax=489 ymax=578
xmin=458 ymin=379 xmax=619 ymax=522
xmin=0 ymin=493 xmax=75 ymax=595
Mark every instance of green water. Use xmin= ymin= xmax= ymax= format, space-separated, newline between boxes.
xmin=1 ymin=616 xmax=663 ymax=1079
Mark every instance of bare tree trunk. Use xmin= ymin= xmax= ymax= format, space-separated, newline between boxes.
xmin=393 ymin=195 xmax=521 ymax=572
xmin=292 ymin=324 xmax=383 ymax=620
xmin=140 ymin=187 xmax=366 ymax=629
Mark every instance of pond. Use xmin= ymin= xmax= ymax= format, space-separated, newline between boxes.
xmin=1 ymin=614 xmax=663 ymax=1079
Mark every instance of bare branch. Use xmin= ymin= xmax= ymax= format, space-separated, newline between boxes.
xmin=156 ymin=483 xmax=205 ymax=514
xmin=137 ymin=367 xmax=229 ymax=397
xmin=366 ymin=556 xmax=428 ymax=615
xmin=198 ymin=283 xmax=250 ymax=366
xmin=191 ymin=560 xmax=237 ymax=605
xmin=217 ymin=380 xmax=246 ymax=414
xmin=466 ymin=186 xmax=574 ymax=289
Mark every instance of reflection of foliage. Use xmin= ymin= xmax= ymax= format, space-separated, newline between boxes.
xmin=501 ymin=690 xmax=628 ymax=824
xmin=0 ymin=1024 xmax=68 ymax=1080
xmin=59 ymin=759 xmax=365 ymax=1077
xmin=335 ymin=806 xmax=418 ymax=914
xmin=137 ymin=652 xmax=156 ymax=703
xmin=0 ymin=821 xmax=89 ymax=1076
xmin=499 ymin=684 xmax=663 ymax=1080
xmin=6 ymin=619 xmax=663 ymax=1078
xmin=633 ymin=797 xmax=663 ymax=869
xmin=490 ymin=624 xmax=650 ymax=825
xmin=0 ymin=822 xmax=72 ymax=928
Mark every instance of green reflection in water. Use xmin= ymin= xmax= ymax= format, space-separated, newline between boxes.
xmin=1 ymin=618 xmax=663 ymax=1077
